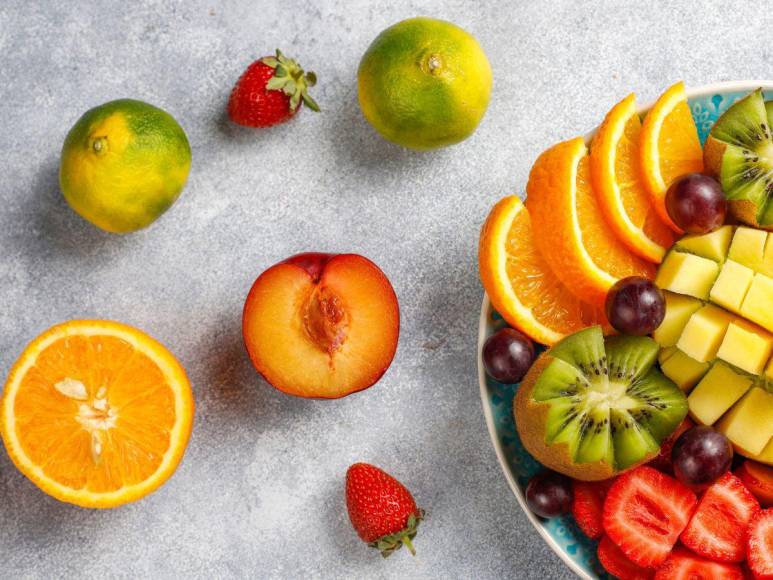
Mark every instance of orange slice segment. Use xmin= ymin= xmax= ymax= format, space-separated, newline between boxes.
xmin=526 ymin=137 xmax=656 ymax=306
xmin=1 ymin=320 xmax=194 ymax=508
xmin=590 ymin=93 xmax=676 ymax=263
xmin=479 ymin=195 xmax=609 ymax=345
xmin=640 ymin=81 xmax=704 ymax=232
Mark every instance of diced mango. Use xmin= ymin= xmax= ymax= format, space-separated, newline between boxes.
xmin=655 ymin=251 xmax=719 ymax=300
xmin=658 ymin=346 xmax=677 ymax=365
xmin=716 ymin=387 xmax=773 ymax=456
xmin=688 ymin=362 xmax=753 ymax=426
xmin=766 ymin=357 xmax=773 ymax=381
xmin=652 ymin=292 xmax=703 ymax=347
xmin=675 ymin=225 xmax=734 ymax=262
xmin=728 ymin=226 xmax=767 ymax=271
xmin=761 ymin=234 xmax=773 ymax=277
xmin=659 ymin=349 xmax=710 ymax=392
xmin=709 ymin=260 xmax=754 ymax=313
xmin=740 ymin=273 xmax=773 ymax=333
xmin=716 ymin=320 xmax=773 ymax=375
xmin=677 ymin=305 xmax=735 ymax=363
xmin=754 ymin=437 xmax=773 ymax=466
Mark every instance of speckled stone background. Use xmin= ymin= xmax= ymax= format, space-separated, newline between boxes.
xmin=0 ymin=1 xmax=769 ymax=578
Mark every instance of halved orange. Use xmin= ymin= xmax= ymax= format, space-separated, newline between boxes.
xmin=0 ymin=320 xmax=194 ymax=508
xmin=590 ymin=93 xmax=676 ymax=263
xmin=479 ymin=195 xmax=609 ymax=345
xmin=640 ymin=81 xmax=704 ymax=232
xmin=525 ymin=137 xmax=656 ymax=306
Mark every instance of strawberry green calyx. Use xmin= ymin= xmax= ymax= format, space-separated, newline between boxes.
xmin=368 ymin=510 xmax=424 ymax=558
xmin=261 ymin=49 xmax=320 ymax=113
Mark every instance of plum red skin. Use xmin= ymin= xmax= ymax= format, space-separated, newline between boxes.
xmin=525 ymin=470 xmax=573 ymax=518
xmin=282 ymin=252 xmax=335 ymax=281
xmin=604 ymin=277 xmax=666 ymax=336
xmin=664 ymin=173 xmax=727 ymax=234
xmin=482 ymin=327 xmax=535 ymax=383
xmin=672 ymin=426 xmax=733 ymax=489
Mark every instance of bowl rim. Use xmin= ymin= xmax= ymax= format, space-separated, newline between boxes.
xmin=477 ymin=79 xmax=773 ymax=579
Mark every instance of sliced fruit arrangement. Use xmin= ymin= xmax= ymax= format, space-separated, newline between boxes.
xmin=640 ymin=81 xmax=705 ymax=232
xmin=478 ymin=196 xmax=609 ymax=345
xmin=514 ymin=326 xmax=688 ymax=481
xmin=525 ymin=137 xmax=656 ymax=306
xmin=704 ymin=88 xmax=773 ymax=229
xmin=242 ymin=253 xmax=399 ymax=399
xmin=590 ymin=93 xmax=676 ymax=262
xmin=0 ymin=320 xmax=194 ymax=508
xmin=651 ymin=224 xmax=773 ymax=465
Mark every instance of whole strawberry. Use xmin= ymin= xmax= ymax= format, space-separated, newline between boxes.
xmin=227 ymin=49 xmax=319 ymax=128
xmin=345 ymin=463 xmax=424 ymax=558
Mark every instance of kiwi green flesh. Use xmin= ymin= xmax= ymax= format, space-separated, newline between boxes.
xmin=548 ymin=325 xmax=606 ymax=376
xmin=711 ymin=89 xmax=773 ymax=224
xmin=533 ymin=329 xmax=687 ymax=470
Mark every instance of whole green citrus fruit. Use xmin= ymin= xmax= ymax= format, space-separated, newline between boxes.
xmin=59 ymin=99 xmax=191 ymax=233
xmin=357 ymin=17 xmax=492 ymax=150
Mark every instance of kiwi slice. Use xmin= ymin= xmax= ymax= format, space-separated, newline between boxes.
xmin=704 ymin=89 xmax=773 ymax=229
xmin=514 ymin=326 xmax=687 ymax=481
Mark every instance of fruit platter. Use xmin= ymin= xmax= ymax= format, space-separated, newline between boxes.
xmin=478 ymin=81 xmax=773 ymax=579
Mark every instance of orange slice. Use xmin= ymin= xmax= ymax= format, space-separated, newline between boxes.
xmin=0 ymin=320 xmax=194 ymax=508
xmin=590 ymin=93 xmax=676 ymax=263
xmin=479 ymin=195 xmax=608 ymax=345
xmin=640 ymin=81 xmax=704 ymax=232
xmin=525 ymin=137 xmax=656 ymax=306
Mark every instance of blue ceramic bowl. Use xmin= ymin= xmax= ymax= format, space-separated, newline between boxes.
xmin=477 ymin=81 xmax=773 ymax=579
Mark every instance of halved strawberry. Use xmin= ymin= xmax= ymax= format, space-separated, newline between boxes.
xmin=654 ymin=547 xmax=744 ymax=579
xmin=737 ymin=461 xmax=773 ymax=508
xmin=681 ymin=472 xmax=760 ymax=562
xmin=603 ymin=466 xmax=697 ymax=568
xmin=572 ymin=479 xmax=615 ymax=539
xmin=747 ymin=509 xmax=773 ymax=579
xmin=649 ymin=418 xmax=695 ymax=474
xmin=597 ymin=535 xmax=654 ymax=579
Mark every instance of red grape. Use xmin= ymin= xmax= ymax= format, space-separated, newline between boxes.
xmin=482 ymin=327 xmax=535 ymax=383
xmin=672 ymin=426 xmax=733 ymax=488
xmin=525 ymin=470 xmax=573 ymax=518
xmin=605 ymin=277 xmax=665 ymax=336
xmin=665 ymin=173 xmax=726 ymax=234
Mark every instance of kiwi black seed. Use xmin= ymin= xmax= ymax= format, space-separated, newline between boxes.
xmin=514 ymin=326 xmax=688 ymax=481
xmin=703 ymin=88 xmax=773 ymax=229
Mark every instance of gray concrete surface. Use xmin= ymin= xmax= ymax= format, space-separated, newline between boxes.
xmin=0 ymin=1 xmax=768 ymax=578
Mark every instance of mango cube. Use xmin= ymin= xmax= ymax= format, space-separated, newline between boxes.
xmin=659 ymin=349 xmax=710 ymax=392
xmin=716 ymin=320 xmax=773 ymax=375
xmin=652 ymin=292 xmax=703 ymax=347
xmin=761 ymin=234 xmax=773 ymax=277
xmin=728 ymin=226 xmax=767 ymax=271
xmin=716 ymin=387 xmax=773 ymax=456
xmin=754 ymin=437 xmax=773 ymax=465
xmin=677 ymin=305 xmax=735 ymax=363
xmin=675 ymin=225 xmax=733 ymax=262
xmin=766 ymin=357 xmax=773 ymax=381
xmin=709 ymin=260 xmax=754 ymax=313
xmin=655 ymin=251 xmax=719 ymax=300
xmin=740 ymin=273 xmax=773 ymax=333
xmin=688 ymin=362 xmax=752 ymax=426
xmin=658 ymin=346 xmax=678 ymax=365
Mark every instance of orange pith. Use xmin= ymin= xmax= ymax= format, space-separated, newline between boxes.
xmin=640 ymin=81 xmax=704 ymax=232
xmin=525 ymin=137 xmax=656 ymax=306
xmin=242 ymin=255 xmax=399 ymax=398
xmin=479 ymin=196 xmax=609 ymax=345
xmin=590 ymin=93 xmax=675 ymax=263
xmin=0 ymin=320 xmax=194 ymax=508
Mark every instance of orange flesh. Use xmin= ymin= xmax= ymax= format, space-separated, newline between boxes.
xmin=13 ymin=334 xmax=176 ymax=493
xmin=502 ymin=202 xmax=608 ymax=335
xmin=658 ymin=98 xmax=704 ymax=187
xmin=576 ymin=155 xmax=656 ymax=280
xmin=243 ymin=256 xmax=399 ymax=398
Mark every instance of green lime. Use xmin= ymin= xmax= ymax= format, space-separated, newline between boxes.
xmin=59 ymin=99 xmax=191 ymax=233
xmin=357 ymin=17 xmax=492 ymax=150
